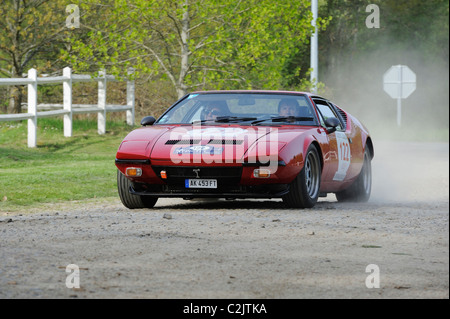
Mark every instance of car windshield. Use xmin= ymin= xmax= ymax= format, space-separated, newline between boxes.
xmin=156 ymin=92 xmax=319 ymax=126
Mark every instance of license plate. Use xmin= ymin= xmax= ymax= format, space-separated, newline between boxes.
xmin=185 ymin=179 xmax=217 ymax=189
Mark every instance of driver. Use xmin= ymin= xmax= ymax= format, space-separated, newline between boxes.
xmin=278 ymin=98 xmax=302 ymax=117
xmin=201 ymin=101 xmax=230 ymax=121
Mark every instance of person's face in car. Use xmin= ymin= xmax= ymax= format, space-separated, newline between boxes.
xmin=279 ymin=103 xmax=298 ymax=116
xmin=205 ymin=107 xmax=221 ymax=120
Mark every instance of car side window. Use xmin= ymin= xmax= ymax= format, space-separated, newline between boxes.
xmin=314 ymin=100 xmax=343 ymax=131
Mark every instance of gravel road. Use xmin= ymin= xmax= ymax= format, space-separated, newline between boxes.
xmin=0 ymin=141 xmax=448 ymax=299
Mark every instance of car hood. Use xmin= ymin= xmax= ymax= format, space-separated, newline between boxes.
xmin=117 ymin=124 xmax=314 ymax=165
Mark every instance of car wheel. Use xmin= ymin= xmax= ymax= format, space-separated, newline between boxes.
xmin=336 ymin=147 xmax=372 ymax=202
xmin=283 ymin=144 xmax=321 ymax=208
xmin=117 ymin=170 xmax=158 ymax=209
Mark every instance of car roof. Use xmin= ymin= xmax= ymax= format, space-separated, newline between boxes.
xmin=189 ymin=90 xmax=325 ymax=100
xmin=191 ymin=89 xmax=308 ymax=95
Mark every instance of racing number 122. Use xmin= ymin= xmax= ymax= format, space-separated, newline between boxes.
xmin=339 ymin=141 xmax=350 ymax=162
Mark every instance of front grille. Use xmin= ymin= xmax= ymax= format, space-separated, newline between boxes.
xmin=131 ymin=181 xmax=289 ymax=197
xmin=152 ymin=166 xmax=242 ymax=186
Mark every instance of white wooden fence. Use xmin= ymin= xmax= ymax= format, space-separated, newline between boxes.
xmin=0 ymin=67 xmax=135 ymax=147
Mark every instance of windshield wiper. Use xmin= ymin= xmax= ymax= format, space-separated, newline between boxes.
xmin=191 ymin=119 xmax=214 ymax=125
xmin=192 ymin=116 xmax=257 ymax=125
xmin=214 ymin=116 xmax=257 ymax=123
xmin=251 ymin=116 xmax=315 ymax=125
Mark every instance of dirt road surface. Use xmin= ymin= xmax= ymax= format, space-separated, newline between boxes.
xmin=0 ymin=141 xmax=448 ymax=299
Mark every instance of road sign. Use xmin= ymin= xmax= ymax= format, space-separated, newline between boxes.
xmin=383 ymin=65 xmax=416 ymax=126
xmin=383 ymin=65 xmax=416 ymax=99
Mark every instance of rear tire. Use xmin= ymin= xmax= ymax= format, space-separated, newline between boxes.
xmin=336 ymin=147 xmax=372 ymax=202
xmin=282 ymin=144 xmax=321 ymax=208
xmin=117 ymin=170 xmax=158 ymax=209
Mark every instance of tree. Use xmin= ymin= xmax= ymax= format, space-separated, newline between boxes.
xmin=318 ymin=0 xmax=449 ymax=83
xmin=63 ymin=0 xmax=328 ymax=99
xmin=0 ymin=0 xmax=70 ymax=113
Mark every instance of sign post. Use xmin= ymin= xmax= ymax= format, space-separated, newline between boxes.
xmin=383 ymin=65 xmax=416 ymax=127
xmin=310 ymin=0 xmax=318 ymax=93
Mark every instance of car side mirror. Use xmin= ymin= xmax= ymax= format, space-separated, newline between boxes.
xmin=324 ymin=117 xmax=340 ymax=134
xmin=141 ymin=116 xmax=156 ymax=126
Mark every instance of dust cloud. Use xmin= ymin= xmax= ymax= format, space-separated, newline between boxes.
xmin=321 ymin=46 xmax=449 ymax=204
xmin=370 ymin=141 xmax=449 ymax=203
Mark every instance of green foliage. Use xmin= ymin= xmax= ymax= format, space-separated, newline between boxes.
xmin=0 ymin=0 xmax=72 ymax=76
xmin=0 ymin=0 xmax=75 ymax=113
xmin=62 ymin=0 xmax=329 ymax=96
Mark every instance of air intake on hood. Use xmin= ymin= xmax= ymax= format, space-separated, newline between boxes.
xmin=165 ymin=139 xmax=201 ymax=145
xmin=208 ymin=139 xmax=243 ymax=145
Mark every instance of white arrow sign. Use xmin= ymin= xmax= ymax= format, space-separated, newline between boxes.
xmin=383 ymin=65 xmax=416 ymax=126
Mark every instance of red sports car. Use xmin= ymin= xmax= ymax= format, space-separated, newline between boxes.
xmin=115 ymin=90 xmax=373 ymax=208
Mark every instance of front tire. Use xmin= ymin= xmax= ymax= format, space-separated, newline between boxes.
xmin=282 ymin=144 xmax=321 ymax=208
xmin=336 ymin=147 xmax=372 ymax=202
xmin=117 ymin=170 xmax=158 ymax=209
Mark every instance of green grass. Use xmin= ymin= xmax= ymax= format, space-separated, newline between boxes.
xmin=0 ymin=118 xmax=136 ymax=212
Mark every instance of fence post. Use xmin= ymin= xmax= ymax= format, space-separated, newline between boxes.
xmin=97 ymin=69 xmax=107 ymax=134
xmin=63 ymin=67 xmax=73 ymax=137
xmin=27 ymin=68 xmax=38 ymax=148
xmin=127 ymin=68 xmax=135 ymax=126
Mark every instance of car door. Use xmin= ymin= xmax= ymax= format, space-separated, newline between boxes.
xmin=313 ymin=99 xmax=351 ymax=188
